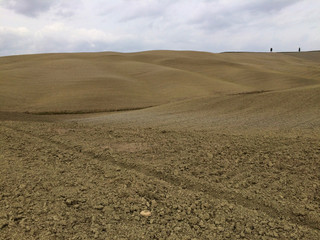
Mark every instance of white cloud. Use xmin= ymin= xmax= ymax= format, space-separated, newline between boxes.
xmin=0 ymin=0 xmax=319 ymax=56
xmin=0 ymin=26 xmax=33 ymax=55
xmin=0 ymin=0 xmax=58 ymax=17
xmin=36 ymin=23 xmax=122 ymax=50
xmin=0 ymin=23 xmax=140 ymax=56
xmin=0 ymin=0 xmax=82 ymax=18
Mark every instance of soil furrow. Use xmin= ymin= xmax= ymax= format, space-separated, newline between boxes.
xmin=2 ymin=123 xmax=319 ymax=233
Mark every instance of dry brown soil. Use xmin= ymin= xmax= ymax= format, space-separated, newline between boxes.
xmin=1 ymin=51 xmax=320 ymax=239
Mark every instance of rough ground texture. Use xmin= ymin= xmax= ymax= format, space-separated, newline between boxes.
xmin=1 ymin=120 xmax=320 ymax=239
xmin=1 ymin=51 xmax=320 ymax=239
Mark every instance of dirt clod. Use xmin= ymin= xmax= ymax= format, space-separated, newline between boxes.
xmin=140 ymin=210 xmax=152 ymax=217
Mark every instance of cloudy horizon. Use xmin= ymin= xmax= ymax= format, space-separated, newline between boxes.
xmin=0 ymin=0 xmax=319 ymax=56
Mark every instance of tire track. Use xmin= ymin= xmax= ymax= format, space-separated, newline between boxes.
xmin=2 ymin=123 xmax=320 ymax=232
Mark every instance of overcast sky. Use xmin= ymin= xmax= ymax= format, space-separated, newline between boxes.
xmin=0 ymin=0 xmax=319 ymax=56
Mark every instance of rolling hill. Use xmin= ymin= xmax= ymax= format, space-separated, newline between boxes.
xmin=1 ymin=51 xmax=320 ymax=239
xmin=1 ymin=50 xmax=320 ymax=130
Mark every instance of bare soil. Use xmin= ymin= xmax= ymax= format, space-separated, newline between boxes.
xmin=1 ymin=51 xmax=320 ymax=239
xmin=1 ymin=119 xmax=320 ymax=239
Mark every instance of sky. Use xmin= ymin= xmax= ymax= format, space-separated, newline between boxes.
xmin=0 ymin=0 xmax=319 ymax=56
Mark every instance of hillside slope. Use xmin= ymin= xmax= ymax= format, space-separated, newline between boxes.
xmin=1 ymin=51 xmax=319 ymax=115
xmin=0 ymin=51 xmax=241 ymax=113
xmin=1 ymin=51 xmax=320 ymax=239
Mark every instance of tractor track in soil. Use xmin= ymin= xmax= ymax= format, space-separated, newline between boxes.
xmin=2 ymin=123 xmax=319 ymax=233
